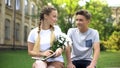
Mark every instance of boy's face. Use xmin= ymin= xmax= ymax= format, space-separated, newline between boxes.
xmin=75 ymin=15 xmax=89 ymax=29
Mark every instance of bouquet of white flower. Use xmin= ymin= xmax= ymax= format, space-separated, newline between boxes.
xmin=32 ymin=33 xmax=71 ymax=61
xmin=50 ymin=33 xmax=69 ymax=52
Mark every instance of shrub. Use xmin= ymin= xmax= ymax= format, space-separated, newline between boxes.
xmin=103 ymin=31 xmax=120 ymax=51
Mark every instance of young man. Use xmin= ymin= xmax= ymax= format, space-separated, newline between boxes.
xmin=66 ymin=10 xmax=100 ymax=68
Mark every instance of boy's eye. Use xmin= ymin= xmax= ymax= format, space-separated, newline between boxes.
xmin=76 ymin=19 xmax=83 ymax=21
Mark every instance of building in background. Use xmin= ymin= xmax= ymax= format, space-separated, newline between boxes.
xmin=111 ymin=7 xmax=120 ymax=25
xmin=0 ymin=0 xmax=40 ymax=49
xmin=107 ymin=0 xmax=120 ymax=25
xmin=0 ymin=0 xmax=119 ymax=49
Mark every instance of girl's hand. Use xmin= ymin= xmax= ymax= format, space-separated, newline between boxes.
xmin=54 ymin=48 xmax=63 ymax=57
xmin=42 ymin=50 xmax=54 ymax=57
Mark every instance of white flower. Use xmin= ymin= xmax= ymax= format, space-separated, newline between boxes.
xmin=51 ymin=32 xmax=71 ymax=51
xmin=59 ymin=33 xmax=72 ymax=46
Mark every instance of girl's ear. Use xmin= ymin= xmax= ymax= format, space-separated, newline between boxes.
xmin=44 ymin=14 xmax=48 ymax=19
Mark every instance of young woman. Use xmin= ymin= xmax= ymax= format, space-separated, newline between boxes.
xmin=27 ymin=5 xmax=64 ymax=68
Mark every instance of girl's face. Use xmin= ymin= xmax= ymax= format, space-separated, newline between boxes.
xmin=75 ymin=15 xmax=89 ymax=29
xmin=45 ymin=10 xmax=58 ymax=26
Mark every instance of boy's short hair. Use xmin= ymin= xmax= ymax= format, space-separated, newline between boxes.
xmin=75 ymin=10 xmax=91 ymax=20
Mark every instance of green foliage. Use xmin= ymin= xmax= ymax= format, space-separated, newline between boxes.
xmin=114 ymin=24 xmax=120 ymax=32
xmin=52 ymin=0 xmax=79 ymax=15
xmin=33 ymin=0 xmax=115 ymax=41
xmin=56 ymin=6 xmax=72 ymax=33
xmin=100 ymin=41 xmax=106 ymax=51
xmin=81 ymin=0 xmax=114 ymax=41
xmin=51 ymin=0 xmax=79 ymax=33
xmin=79 ymin=0 xmax=118 ymax=51
xmin=52 ymin=0 xmax=114 ymax=40
xmin=33 ymin=0 xmax=118 ymax=51
xmin=103 ymin=31 xmax=120 ymax=51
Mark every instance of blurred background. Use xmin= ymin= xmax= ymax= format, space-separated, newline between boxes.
xmin=0 ymin=0 xmax=120 ymax=68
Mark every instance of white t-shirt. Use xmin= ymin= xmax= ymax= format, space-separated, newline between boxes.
xmin=27 ymin=25 xmax=64 ymax=62
xmin=67 ymin=28 xmax=100 ymax=61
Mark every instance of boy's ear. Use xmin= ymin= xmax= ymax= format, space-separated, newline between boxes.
xmin=88 ymin=20 xmax=90 ymax=23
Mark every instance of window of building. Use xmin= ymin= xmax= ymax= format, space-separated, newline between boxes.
xmin=15 ymin=23 xmax=20 ymax=41
xmin=0 ymin=0 xmax=1 ymax=4
xmin=5 ymin=0 xmax=11 ymax=7
xmin=24 ymin=26 xmax=28 ymax=42
xmin=24 ymin=0 xmax=28 ymax=15
xmin=0 ymin=5 xmax=1 ymax=13
xmin=31 ymin=4 xmax=35 ymax=15
xmin=16 ymin=0 xmax=20 ymax=10
xmin=118 ymin=16 xmax=120 ymax=24
xmin=5 ymin=19 xmax=10 ymax=40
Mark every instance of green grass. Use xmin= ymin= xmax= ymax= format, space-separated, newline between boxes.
xmin=97 ymin=51 xmax=120 ymax=68
xmin=0 ymin=50 xmax=120 ymax=68
xmin=0 ymin=50 xmax=34 ymax=68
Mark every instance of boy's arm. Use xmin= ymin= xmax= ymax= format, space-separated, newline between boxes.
xmin=87 ymin=42 xmax=100 ymax=68
xmin=65 ymin=45 xmax=75 ymax=68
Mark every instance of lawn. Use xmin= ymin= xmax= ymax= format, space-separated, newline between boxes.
xmin=97 ymin=51 xmax=120 ymax=68
xmin=0 ymin=50 xmax=120 ymax=68
xmin=0 ymin=50 xmax=34 ymax=68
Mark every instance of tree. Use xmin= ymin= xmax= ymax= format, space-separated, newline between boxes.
xmin=81 ymin=0 xmax=114 ymax=41
xmin=50 ymin=0 xmax=80 ymax=33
